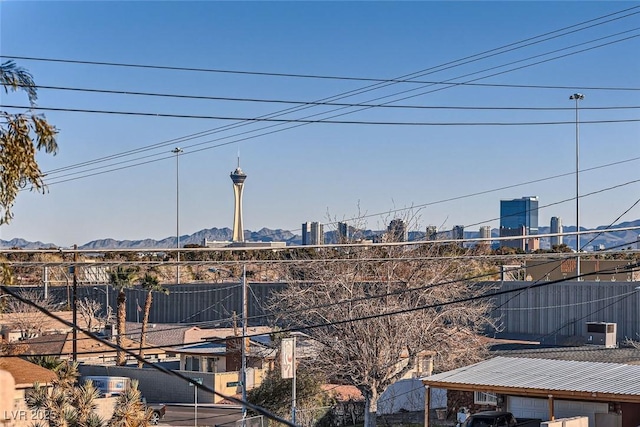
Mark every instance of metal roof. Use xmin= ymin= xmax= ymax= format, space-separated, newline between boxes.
xmin=423 ymin=356 xmax=640 ymax=397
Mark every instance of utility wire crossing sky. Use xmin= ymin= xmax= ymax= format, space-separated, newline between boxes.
xmin=0 ymin=1 xmax=638 ymax=247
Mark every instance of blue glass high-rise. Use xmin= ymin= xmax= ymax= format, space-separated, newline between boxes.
xmin=499 ymin=196 xmax=539 ymax=251
xmin=500 ymin=197 xmax=539 ymax=233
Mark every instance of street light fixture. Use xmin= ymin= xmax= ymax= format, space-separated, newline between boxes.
xmin=570 ymin=93 xmax=584 ymax=280
xmin=172 ymin=147 xmax=184 ymax=284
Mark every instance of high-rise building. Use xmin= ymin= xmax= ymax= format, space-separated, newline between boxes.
xmin=452 ymin=225 xmax=465 ymax=247
xmin=230 ymin=160 xmax=247 ymax=243
xmin=550 ymin=216 xmax=563 ymax=248
xmin=499 ymin=196 xmax=539 ymax=251
xmin=426 ymin=225 xmax=438 ymax=240
xmin=387 ymin=219 xmax=408 ymax=242
xmin=302 ymin=222 xmax=324 ymax=245
xmin=337 ymin=222 xmax=350 ymax=243
xmin=477 ymin=226 xmax=492 ymax=249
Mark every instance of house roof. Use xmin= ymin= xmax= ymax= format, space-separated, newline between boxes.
xmin=492 ymin=345 xmax=640 ymax=365
xmin=0 ymin=310 xmax=93 ymax=335
xmin=422 ymin=356 xmax=640 ymax=404
xmin=22 ymin=331 xmax=164 ymax=359
xmin=0 ymin=357 xmax=57 ymax=388
xmin=125 ymin=323 xmax=207 ymax=348
xmin=124 ymin=324 xmax=274 ymax=349
xmin=202 ymin=326 xmax=273 ymax=342
xmin=171 ymin=338 xmax=276 ymax=358
xmin=171 ymin=341 xmax=227 ymax=356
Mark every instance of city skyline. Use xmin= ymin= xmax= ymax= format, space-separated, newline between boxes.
xmin=0 ymin=2 xmax=638 ymax=247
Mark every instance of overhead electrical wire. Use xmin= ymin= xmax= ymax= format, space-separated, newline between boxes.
xmin=490 ymin=196 xmax=640 ymax=313
xmin=6 ymin=29 xmax=639 ymax=130
xmin=4 ymin=104 xmax=639 ymax=126
xmin=2 ymin=5 xmax=636 ymax=372
xmin=463 ymin=178 xmax=640 ymax=230
xmin=15 ymin=11 xmax=639 ymax=183
xmin=534 ymin=289 xmax=638 ymax=343
xmin=0 ymin=284 xmax=297 ymax=427
xmin=3 ymin=6 xmax=637 ymax=246
xmin=8 ymin=83 xmax=640 ymax=106
xmin=1 ymin=5 xmax=638 ymax=84
xmin=28 ymin=154 xmax=640 ymax=243
xmin=4 ymin=237 xmax=639 ymax=350
xmin=5 ymin=260 xmax=639 ymax=358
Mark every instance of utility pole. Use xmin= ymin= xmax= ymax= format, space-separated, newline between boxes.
xmin=72 ymin=244 xmax=78 ymax=362
xmin=292 ymin=335 xmax=297 ymax=425
xmin=241 ymin=264 xmax=248 ymax=422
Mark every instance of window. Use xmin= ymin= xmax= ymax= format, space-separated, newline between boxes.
xmin=207 ymin=357 xmax=218 ymax=373
xmin=185 ymin=356 xmax=201 ymax=372
xmin=474 ymin=391 xmax=498 ymax=406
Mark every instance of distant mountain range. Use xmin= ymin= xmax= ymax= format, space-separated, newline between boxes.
xmin=1 ymin=220 xmax=639 ymax=251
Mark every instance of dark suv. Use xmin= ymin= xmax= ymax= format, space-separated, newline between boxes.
xmin=462 ymin=411 xmax=518 ymax=427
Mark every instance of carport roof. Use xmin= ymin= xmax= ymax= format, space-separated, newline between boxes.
xmin=422 ymin=356 xmax=640 ymax=403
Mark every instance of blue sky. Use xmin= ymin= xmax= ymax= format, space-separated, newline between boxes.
xmin=1 ymin=1 xmax=639 ymax=247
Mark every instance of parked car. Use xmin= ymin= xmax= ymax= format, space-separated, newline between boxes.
xmin=144 ymin=400 xmax=166 ymax=425
xmin=462 ymin=411 xmax=541 ymax=427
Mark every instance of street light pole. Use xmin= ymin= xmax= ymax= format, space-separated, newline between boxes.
xmin=570 ymin=93 xmax=584 ymax=280
xmin=172 ymin=147 xmax=183 ymax=284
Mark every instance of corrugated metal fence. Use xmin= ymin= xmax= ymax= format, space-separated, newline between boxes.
xmin=490 ymin=280 xmax=640 ymax=344
xmin=10 ymin=280 xmax=640 ymax=342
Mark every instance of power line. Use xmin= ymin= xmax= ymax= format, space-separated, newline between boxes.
xmin=13 ymin=83 xmax=640 ymax=105
xmin=490 ymin=196 xmax=640 ymax=313
xmin=33 ymin=154 xmax=640 ymax=243
xmin=0 ymin=284 xmax=297 ymax=427
xmin=4 ymin=237 xmax=639 ymax=350
xmin=3 ymin=9 xmax=637 ymax=246
xmin=463 ymin=178 xmax=640 ymax=230
xmin=6 ymin=260 xmax=639 ymax=358
xmin=15 ymin=12 xmax=640 ymax=183
xmin=5 ymin=104 xmax=639 ymax=126
xmin=1 ymin=6 xmax=638 ymax=84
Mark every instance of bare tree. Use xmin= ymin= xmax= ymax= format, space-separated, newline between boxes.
xmin=77 ymin=297 xmax=105 ymax=332
xmin=4 ymin=290 xmax=58 ymax=339
xmin=273 ymin=237 xmax=498 ymax=427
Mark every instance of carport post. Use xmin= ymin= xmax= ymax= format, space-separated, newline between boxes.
xmin=547 ymin=394 xmax=555 ymax=420
xmin=424 ymin=385 xmax=430 ymax=427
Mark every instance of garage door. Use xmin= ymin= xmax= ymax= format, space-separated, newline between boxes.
xmin=507 ymin=396 xmax=548 ymax=418
xmin=508 ymin=397 xmax=608 ymax=425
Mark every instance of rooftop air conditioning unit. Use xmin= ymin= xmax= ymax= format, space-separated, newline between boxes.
xmin=585 ymin=322 xmax=617 ymax=348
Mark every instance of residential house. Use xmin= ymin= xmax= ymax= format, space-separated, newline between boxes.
xmin=21 ymin=331 xmax=165 ymax=365
xmin=0 ymin=357 xmax=57 ymax=427
xmin=422 ymin=354 xmax=640 ymax=427
xmin=0 ymin=310 xmax=96 ymax=342
xmin=170 ymin=330 xmax=275 ymax=403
